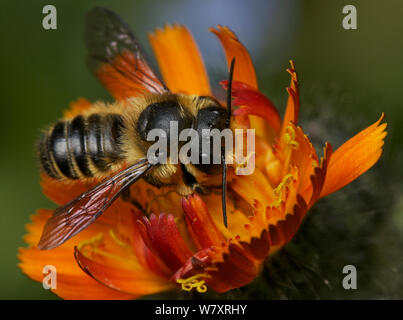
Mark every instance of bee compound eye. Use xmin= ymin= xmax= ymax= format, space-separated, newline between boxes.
xmin=194 ymin=106 xmax=228 ymax=132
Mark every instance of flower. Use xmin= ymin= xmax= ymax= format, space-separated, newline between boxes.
xmin=18 ymin=24 xmax=387 ymax=299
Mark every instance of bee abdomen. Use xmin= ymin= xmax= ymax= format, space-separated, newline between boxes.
xmin=39 ymin=113 xmax=124 ymax=180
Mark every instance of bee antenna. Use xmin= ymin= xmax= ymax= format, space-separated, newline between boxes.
xmin=225 ymin=58 xmax=235 ymax=127
xmin=222 ymin=58 xmax=235 ymax=228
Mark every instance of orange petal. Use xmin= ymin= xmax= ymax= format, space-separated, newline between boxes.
xmin=244 ymin=171 xmax=306 ymax=252
xmin=19 ymin=210 xmax=136 ymax=300
xmin=149 ymin=25 xmax=211 ymax=95
xmin=210 ymin=25 xmax=257 ymax=89
xmin=231 ymin=167 xmax=274 ymax=208
xmin=190 ymin=195 xmax=308 ymax=293
xmin=19 ymin=247 xmax=135 ymax=300
xmin=74 ymin=247 xmax=174 ymax=296
xmin=289 ymin=124 xmax=319 ymax=194
xmin=181 ymin=194 xmax=226 ymax=250
xmin=320 ymin=114 xmax=387 ymax=198
xmin=210 ymin=25 xmax=268 ymax=138
xmin=201 ymin=191 xmax=252 ymax=240
xmin=280 ymin=61 xmax=299 ymax=135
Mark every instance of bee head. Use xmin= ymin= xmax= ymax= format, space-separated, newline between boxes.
xmin=193 ymin=105 xmax=229 ymax=174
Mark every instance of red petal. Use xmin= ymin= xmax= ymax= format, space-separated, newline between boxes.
xmin=221 ymin=80 xmax=281 ymax=134
xmin=308 ymin=143 xmax=333 ymax=208
xmin=207 ymin=243 xmax=258 ymax=293
xmin=181 ymin=195 xmax=225 ymax=250
xmin=239 ymin=229 xmax=270 ymax=261
xmin=171 ymin=248 xmax=213 ymax=282
xmin=137 ymin=213 xmax=193 ymax=272
xmin=115 ymin=207 xmax=172 ymax=278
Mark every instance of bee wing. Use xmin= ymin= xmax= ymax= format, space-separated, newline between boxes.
xmin=38 ymin=159 xmax=152 ymax=250
xmin=85 ymin=7 xmax=168 ymax=99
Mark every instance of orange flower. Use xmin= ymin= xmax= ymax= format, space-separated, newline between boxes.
xmin=18 ymin=24 xmax=387 ymax=299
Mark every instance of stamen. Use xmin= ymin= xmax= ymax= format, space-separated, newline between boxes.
xmin=235 ymin=151 xmax=256 ymax=175
xmin=176 ymin=273 xmax=211 ymax=293
xmin=273 ymin=174 xmax=294 ymax=197
xmin=284 ymin=126 xmax=299 ymax=149
xmin=77 ymin=232 xmax=138 ymax=264
xmin=271 ymin=174 xmax=294 ymax=207
xmin=77 ymin=233 xmax=104 ymax=257
xmin=109 ymin=229 xmax=127 ymax=248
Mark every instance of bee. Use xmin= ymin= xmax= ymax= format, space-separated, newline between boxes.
xmin=37 ymin=7 xmax=236 ymax=250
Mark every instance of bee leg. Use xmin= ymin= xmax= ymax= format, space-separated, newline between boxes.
xmin=194 ymin=184 xmax=207 ymax=195
xmin=121 ymin=187 xmax=148 ymax=216
xmin=121 ymin=187 xmax=131 ymax=202
xmin=180 ymin=163 xmax=207 ymax=195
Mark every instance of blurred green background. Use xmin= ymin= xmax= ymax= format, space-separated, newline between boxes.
xmin=1 ymin=0 xmax=402 ymax=299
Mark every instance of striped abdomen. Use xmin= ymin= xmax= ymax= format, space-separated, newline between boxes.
xmin=39 ymin=113 xmax=124 ymax=180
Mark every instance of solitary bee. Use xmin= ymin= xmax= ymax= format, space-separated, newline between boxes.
xmin=37 ymin=7 xmax=236 ymax=250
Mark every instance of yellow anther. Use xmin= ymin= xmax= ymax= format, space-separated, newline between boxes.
xmin=271 ymin=197 xmax=283 ymax=208
xmin=176 ymin=273 xmax=211 ymax=293
xmin=284 ymin=126 xmax=299 ymax=149
xmin=273 ymin=174 xmax=294 ymax=196
xmin=271 ymin=174 xmax=294 ymax=207
xmin=77 ymin=232 xmax=139 ymax=267
xmin=109 ymin=229 xmax=127 ymax=248
xmin=235 ymin=151 xmax=256 ymax=175
xmin=77 ymin=233 xmax=104 ymax=256
xmin=286 ymin=125 xmax=296 ymax=139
